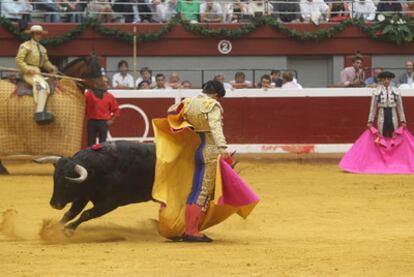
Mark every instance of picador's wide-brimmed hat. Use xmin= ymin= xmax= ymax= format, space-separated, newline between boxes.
xmin=378 ymin=71 xmax=396 ymax=79
xmin=25 ymin=25 xmax=48 ymax=35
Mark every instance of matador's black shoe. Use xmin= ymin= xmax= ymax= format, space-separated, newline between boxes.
xmin=34 ymin=111 xmax=54 ymax=125
xmin=182 ymin=234 xmax=213 ymax=243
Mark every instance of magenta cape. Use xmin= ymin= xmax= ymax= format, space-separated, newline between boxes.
xmin=339 ymin=127 xmax=414 ymax=174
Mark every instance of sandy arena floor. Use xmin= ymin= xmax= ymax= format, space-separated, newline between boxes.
xmin=1 ymin=157 xmax=414 ymax=277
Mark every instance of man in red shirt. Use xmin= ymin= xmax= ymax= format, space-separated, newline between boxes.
xmin=85 ymin=77 xmax=120 ymax=146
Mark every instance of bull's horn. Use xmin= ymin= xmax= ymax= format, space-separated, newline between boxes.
xmin=33 ymin=156 xmax=62 ymax=164
xmin=65 ymin=164 xmax=88 ymax=183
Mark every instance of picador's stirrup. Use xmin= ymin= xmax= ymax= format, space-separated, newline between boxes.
xmin=34 ymin=111 xmax=54 ymax=125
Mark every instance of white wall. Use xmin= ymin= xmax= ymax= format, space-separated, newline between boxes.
xmin=287 ymin=56 xmax=332 ymax=87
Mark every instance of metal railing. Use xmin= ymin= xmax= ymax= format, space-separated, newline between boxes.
xmin=0 ymin=0 xmax=412 ymax=24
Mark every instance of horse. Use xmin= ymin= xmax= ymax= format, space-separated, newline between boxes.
xmin=0 ymin=54 xmax=106 ymax=175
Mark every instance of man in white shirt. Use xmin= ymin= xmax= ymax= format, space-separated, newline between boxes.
xmin=398 ymin=60 xmax=414 ymax=86
xmin=152 ymin=0 xmax=177 ymax=22
xmin=1 ymin=0 xmax=32 ymax=21
xmin=225 ymin=0 xmax=248 ymax=23
xmin=214 ymin=74 xmax=232 ymax=90
xmin=351 ymin=0 xmax=376 ymax=21
xmin=200 ymin=0 xmax=223 ymax=23
xmin=167 ymin=72 xmax=181 ymax=89
xmin=281 ymin=71 xmax=303 ymax=89
xmin=300 ymin=0 xmax=329 ymax=24
xmin=112 ymin=60 xmax=134 ymax=89
xmin=154 ymin=73 xmax=172 ymax=89
xmin=248 ymin=0 xmax=273 ymax=17
xmin=135 ymin=67 xmax=156 ymax=88
xmin=230 ymin=72 xmax=253 ymax=89
xmin=131 ymin=0 xmax=141 ymax=23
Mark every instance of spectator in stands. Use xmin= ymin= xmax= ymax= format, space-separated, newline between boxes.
xmin=272 ymin=0 xmax=301 ymax=23
xmin=113 ymin=0 xmax=152 ymax=23
xmin=85 ymin=76 xmax=120 ymax=147
xmin=258 ymin=74 xmax=272 ymax=90
xmin=1 ymin=0 xmax=32 ymax=28
xmin=326 ymin=0 xmax=349 ymax=21
xmin=61 ymin=0 xmax=84 ymax=22
xmin=138 ymin=80 xmax=151 ymax=89
xmin=87 ymin=0 xmax=113 ymax=22
xmin=135 ymin=67 xmax=156 ymax=88
xmin=377 ymin=0 xmax=402 ymax=14
xmin=282 ymin=71 xmax=303 ymax=89
xmin=167 ymin=72 xmax=181 ymax=89
xmin=230 ymin=72 xmax=253 ymax=89
xmin=406 ymin=1 xmax=414 ymax=17
xmin=36 ymin=0 xmax=61 ymax=23
xmin=200 ymin=0 xmax=224 ymax=23
xmin=270 ymin=70 xmax=283 ymax=87
xmin=300 ymin=0 xmax=329 ymax=24
xmin=214 ymin=74 xmax=232 ymax=90
xmin=152 ymin=0 xmax=177 ymax=22
xmin=365 ymin=67 xmax=383 ymax=87
xmin=167 ymin=0 xmax=178 ymax=19
xmin=177 ymin=0 xmax=201 ymax=23
xmin=138 ymin=0 xmax=153 ymax=22
xmin=398 ymin=60 xmax=414 ymax=85
xmin=248 ymin=0 xmax=273 ymax=18
xmin=225 ymin=0 xmax=249 ymax=23
xmin=181 ymin=80 xmax=192 ymax=88
xmin=340 ymin=56 xmax=365 ymax=87
xmin=112 ymin=60 xmax=134 ymax=89
xmin=350 ymin=0 xmax=376 ymax=21
xmin=154 ymin=73 xmax=171 ymax=89
xmin=113 ymin=0 xmax=134 ymax=22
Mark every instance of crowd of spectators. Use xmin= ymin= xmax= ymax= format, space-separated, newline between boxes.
xmin=104 ymin=59 xmax=414 ymax=89
xmin=0 ymin=0 xmax=411 ymax=25
xmin=3 ymin=57 xmax=414 ymax=89
xmin=105 ymin=60 xmax=302 ymax=90
xmin=339 ymin=57 xmax=414 ymax=88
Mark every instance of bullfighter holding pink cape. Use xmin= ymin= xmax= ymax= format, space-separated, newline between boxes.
xmin=340 ymin=71 xmax=414 ymax=174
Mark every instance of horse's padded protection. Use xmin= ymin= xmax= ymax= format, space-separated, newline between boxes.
xmin=0 ymin=79 xmax=85 ymax=157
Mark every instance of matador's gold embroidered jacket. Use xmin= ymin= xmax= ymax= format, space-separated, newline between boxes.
xmin=168 ymin=94 xmax=227 ymax=148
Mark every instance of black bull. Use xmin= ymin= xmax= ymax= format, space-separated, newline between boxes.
xmin=36 ymin=141 xmax=156 ymax=230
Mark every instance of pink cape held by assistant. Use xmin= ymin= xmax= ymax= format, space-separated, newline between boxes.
xmin=339 ymin=127 xmax=414 ymax=174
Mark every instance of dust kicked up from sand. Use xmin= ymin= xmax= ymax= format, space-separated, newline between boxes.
xmin=0 ymin=209 xmax=36 ymax=240
xmin=1 ymin=208 xmax=160 ymax=244
xmin=0 ymin=209 xmax=23 ymax=240
xmin=39 ymin=218 xmax=160 ymax=244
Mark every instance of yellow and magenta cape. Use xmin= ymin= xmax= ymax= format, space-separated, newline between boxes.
xmin=152 ymin=102 xmax=259 ymax=238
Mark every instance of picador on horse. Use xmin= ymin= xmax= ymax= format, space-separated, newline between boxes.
xmin=16 ymin=25 xmax=58 ymax=124
xmin=0 ymin=24 xmax=106 ymax=175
